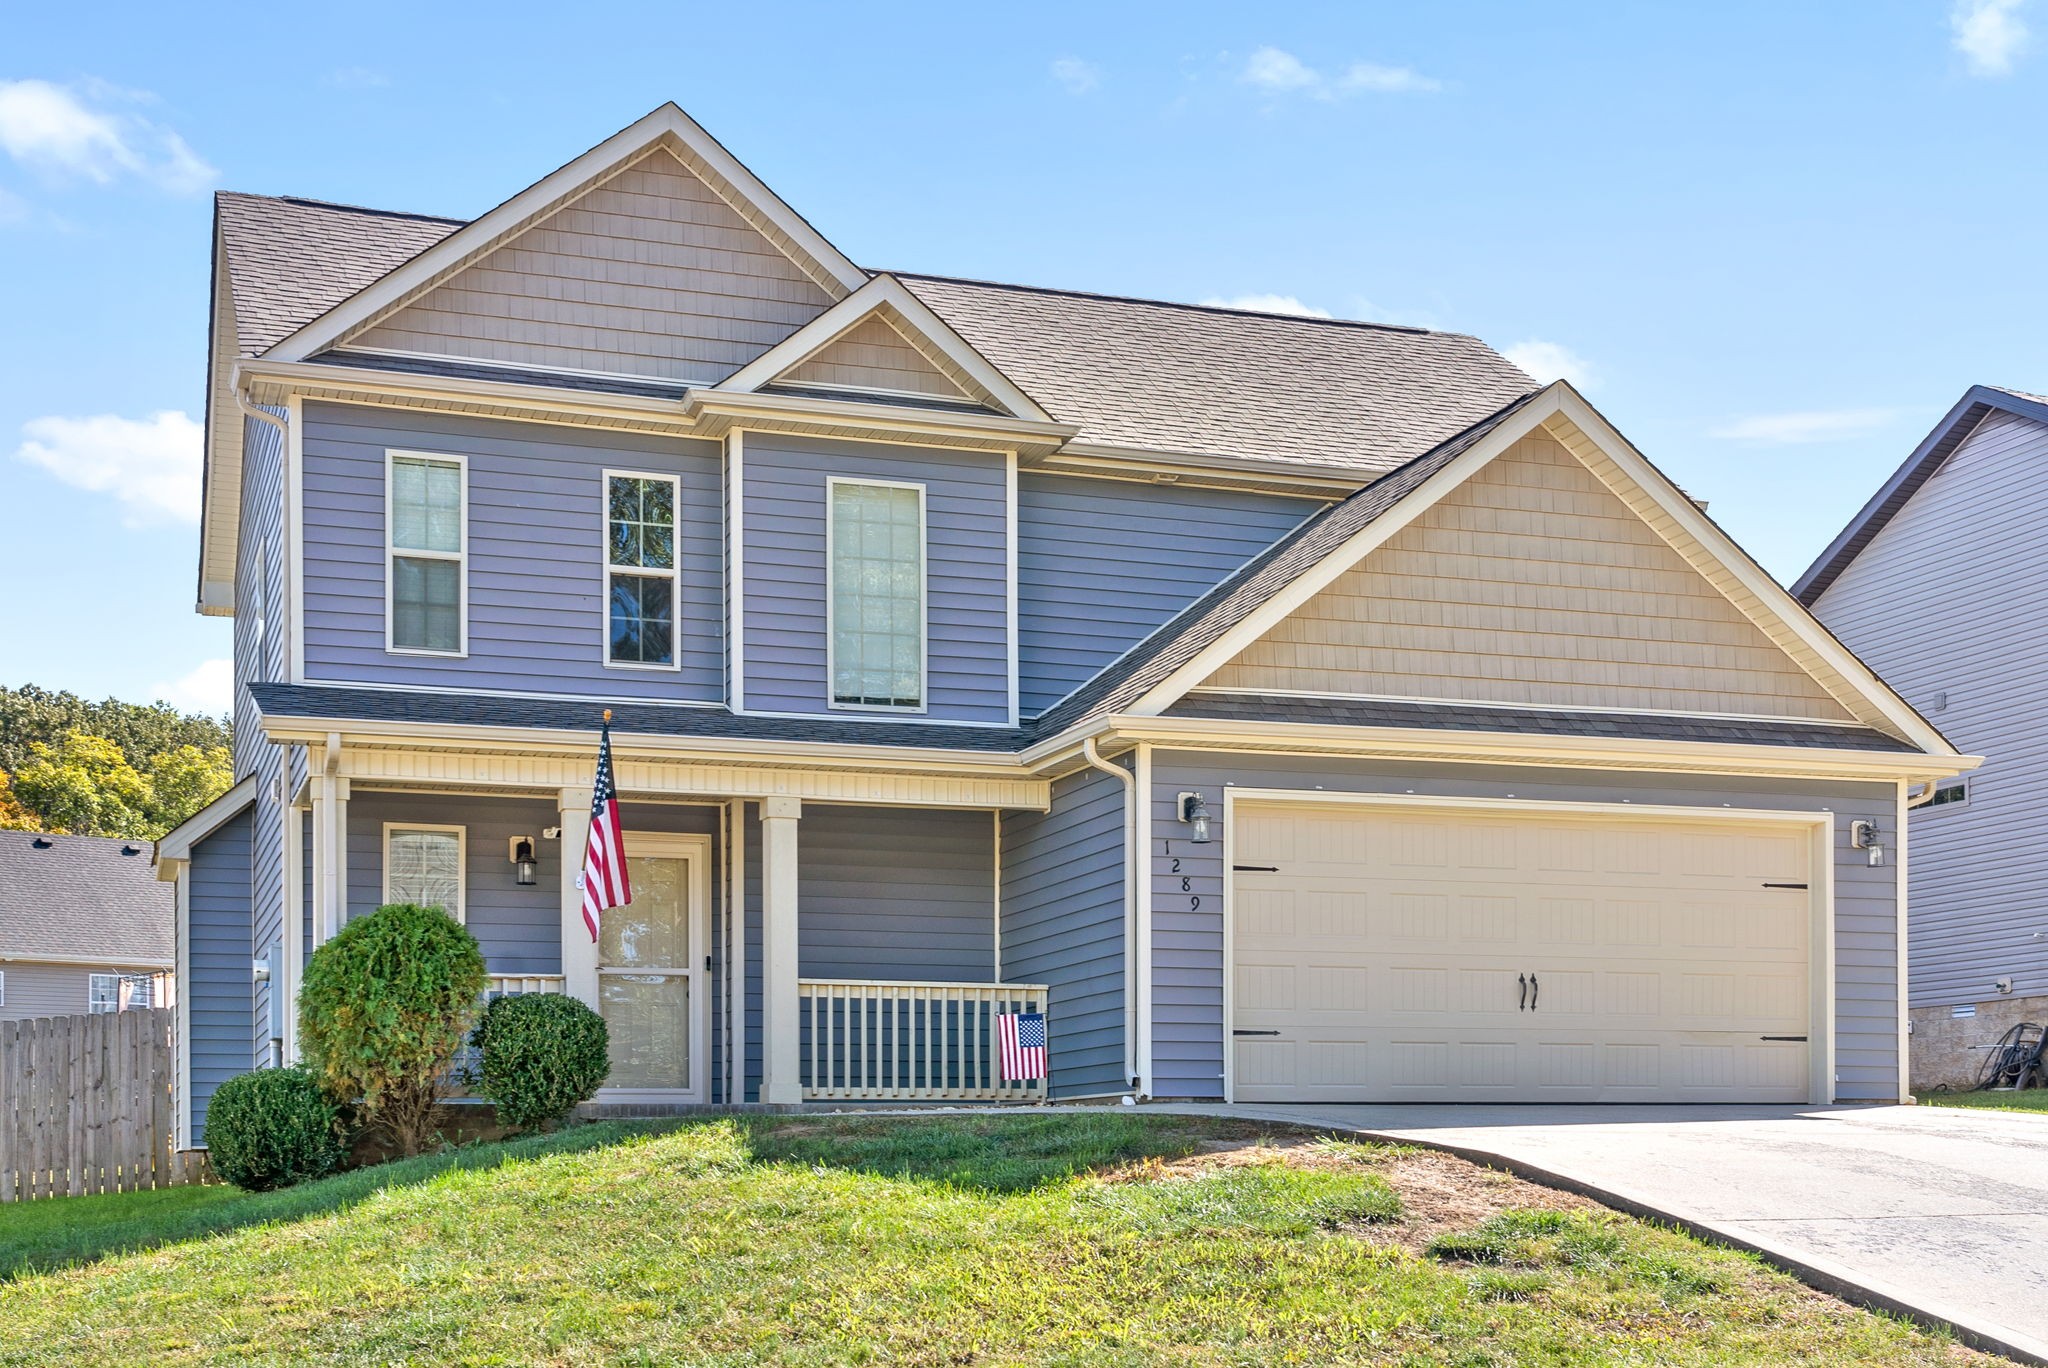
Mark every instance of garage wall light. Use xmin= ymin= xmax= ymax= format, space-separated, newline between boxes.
xmin=1176 ymin=791 xmax=1212 ymax=844
xmin=1849 ymin=819 xmax=1885 ymax=867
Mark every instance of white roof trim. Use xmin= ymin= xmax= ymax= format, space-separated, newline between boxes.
xmin=719 ymin=274 xmax=1053 ymax=423
xmin=154 ymin=775 xmax=258 ymax=869
xmin=260 ymin=104 xmax=869 ymax=365
xmin=1121 ymin=383 xmax=1956 ymax=755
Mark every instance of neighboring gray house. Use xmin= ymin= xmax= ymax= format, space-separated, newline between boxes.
xmin=0 ymin=831 xmax=173 ymax=1022
xmin=1798 ymin=385 xmax=2048 ymax=1089
xmin=159 ymin=103 xmax=1970 ymax=1147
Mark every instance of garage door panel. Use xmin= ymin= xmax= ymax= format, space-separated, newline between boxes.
xmin=1230 ymin=803 xmax=1815 ymax=1105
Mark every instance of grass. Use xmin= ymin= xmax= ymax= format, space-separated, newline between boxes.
xmin=0 ymin=1112 xmax=1982 ymax=1366
xmin=1918 ymin=1087 xmax=2048 ymax=1114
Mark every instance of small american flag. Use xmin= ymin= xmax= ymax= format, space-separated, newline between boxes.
xmin=997 ymin=1011 xmax=1047 ymax=1082
xmin=576 ymin=713 xmax=631 ymax=942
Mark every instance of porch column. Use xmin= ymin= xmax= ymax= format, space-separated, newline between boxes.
xmin=558 ymin=786 xmax=598 ymax=1008
xmin=308 ymin=776 xmax=349 ymax=946
xmin=759 ymin=796 xmax=802 ymax=1104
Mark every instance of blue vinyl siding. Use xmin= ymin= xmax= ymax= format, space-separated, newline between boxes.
xmin=741 ymin=434 xmax=1009 ymax=722
xmin=1145 ymin=752 xmax=1900 ymax=1102
xmin=300 ymin=402 xmax=724 ymax=699
xmin=187 ymin=808 xmax=253 ymax=1144
xmin=737 ymin=802 xmax=997 ymax=1101
xmin=1016 ymin=475 xmax=1318 ymax=714
xmin=233 ymin=411 xmax=287 ymax=1060
xmin=1000 ymin=766 xmax=1128 ymax=1097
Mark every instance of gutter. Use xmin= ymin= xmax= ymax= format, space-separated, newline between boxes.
xmin=1080 ymin=737 xmax=1140 ymax=1093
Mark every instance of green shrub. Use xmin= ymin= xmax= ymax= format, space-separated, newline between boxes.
xmin=299 ymin=902 xmax=488 ymax=1156
xmin=204 ymin=1067 xmax=347 ymax=1191
xmin=471 ymin=992 xmax=610 ymax=1131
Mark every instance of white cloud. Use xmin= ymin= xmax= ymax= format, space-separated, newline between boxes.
xmin=0 ymin=78 xmax=214 ymax=193
xmin=1953 ymin=0 xmax=2029 ymax=75
xmin=1240 ymin=46 xmax=1441 ymax=100
xmin=151 ymin=658 xmax=233 ymax=717
xmin=1050 ymin=56 xmax=1101 ymax=94
xmin=14 ymin=410 xmax=203 ymax=525
xmin=1708 ymin=408 xmax=1903 ymax=444
xmin=1503 ymin=340 xmax=1595 ymax=388
xmin=1199 ymin=293 xmax=1334 ymax=318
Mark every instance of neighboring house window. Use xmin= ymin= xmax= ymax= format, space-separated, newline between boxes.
xmin=88 ymin=973 xmax=119 ymax=1014
xmin=0 ymin=970 xmax=6 ymax=1006
xmin=1925 ymin=780 xmax=1970 ymax=811
xmin=605 ymin=472 xmax=680 ymax=668
xmin=386 ymin=452 xmax=466 ymax=655
xmin=384 ymin=824 xmax=466 ymax=920
xmin=828 ymin=479 xmax=926 ymax=709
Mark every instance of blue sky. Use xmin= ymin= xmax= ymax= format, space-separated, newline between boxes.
xmin=2 ymin=0 xmax=2041 ymax=716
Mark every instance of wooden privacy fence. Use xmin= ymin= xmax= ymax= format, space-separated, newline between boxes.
xmin=0 ymin=1008 xmax=200 ymax=1201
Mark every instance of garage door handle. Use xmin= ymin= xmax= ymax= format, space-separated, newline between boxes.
xmin=1233 ymin=1029 xmax=1281 ymax=1037
xmin=1518 ymin=973 xmax=1527 ymax=1011
xmin=1529 ymin=973 xmax=1538 ymax=1011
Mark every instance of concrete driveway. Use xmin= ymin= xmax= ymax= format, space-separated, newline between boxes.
xmin=1162 ymin=1101 xmax=2048 ymax=1364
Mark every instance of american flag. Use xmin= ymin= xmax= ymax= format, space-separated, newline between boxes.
xmin=576 ymin=713 xmax=631 ymax=941
xmin=997 ymin=1011 xmax=1047 ymax=1082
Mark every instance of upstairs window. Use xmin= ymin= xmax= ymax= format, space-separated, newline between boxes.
xmin=1924 ymin=780 xmax=1970 ymax=811
xmin=387 ymin=452 xmax=466 ymax=655
xmin=829 ymin=479 xmax=925 ymax=710
xmin=384 ymin=824 xmax=466 ymax=920
xmin=606 ymin=472 xmax=679 ymax=668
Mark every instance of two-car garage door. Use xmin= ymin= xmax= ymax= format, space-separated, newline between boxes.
xmin=1230 ymin=800 xmax=1818 ymax=1104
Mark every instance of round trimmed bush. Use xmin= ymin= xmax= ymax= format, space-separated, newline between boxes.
xmin=204 ymin=1066 xmax=347 ymax=1191
xmin=299 ymin=902 xmax=488 ymax=1156
xmin=472 ymin=992 xmax=610 ymax=1131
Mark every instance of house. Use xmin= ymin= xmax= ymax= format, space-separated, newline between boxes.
xmin=1797 ymin=385 xmax=2048 ymax=1089
xmin=0 ymin=830 xmax=173 ymax=1022
xmin=156 ymin=103 xmax=1972 ymax=1148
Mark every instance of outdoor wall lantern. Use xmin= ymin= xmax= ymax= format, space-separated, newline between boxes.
xmin=1176 ymin=791 xmax=1213 ymax=844
xmin=1849 ymin=819 xmax=1885 ymax=868
xmin=509 ymin=835 xmax=539 ymax=885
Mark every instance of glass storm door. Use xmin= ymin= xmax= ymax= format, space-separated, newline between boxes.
xmin=597 ymin=850 xmax=701 ymax=1097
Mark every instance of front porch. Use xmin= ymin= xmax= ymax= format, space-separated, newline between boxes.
xmin=289 ymin=750 xmax=1054 ymax=1106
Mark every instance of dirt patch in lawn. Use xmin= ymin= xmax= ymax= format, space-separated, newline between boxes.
xmin=1097 ymin=1131 xmax=1599 ymax=1252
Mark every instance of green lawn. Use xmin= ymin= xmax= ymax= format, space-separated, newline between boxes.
xmin=1918 ymin=1087 xmax=2048 ymax=1114
xmin=0 ymin=1113 xmax=1983 ymax=1366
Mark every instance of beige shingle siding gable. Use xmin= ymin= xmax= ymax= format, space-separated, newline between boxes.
xmin=777 ymin=313 xmax=973 ymax=399
xmin=1209 ymin=432 xmax=1856 ymax=720
xmin=347 ymin=148 xmax=836 ymax=383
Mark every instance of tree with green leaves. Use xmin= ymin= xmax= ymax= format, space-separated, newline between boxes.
xmin=0 ymin=686 xmax=236 ymax=839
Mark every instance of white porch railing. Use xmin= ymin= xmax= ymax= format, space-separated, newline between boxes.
xmin=799 ymin=979 xmax=1049 ymax=1102
xmin=486 ymin=974 xmax=568 ymax=998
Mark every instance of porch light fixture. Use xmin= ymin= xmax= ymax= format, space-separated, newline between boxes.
xmin=510 ymin=835 xmax=538 ymax=886
xmin=1176 ymin=792 xmax=1213 ymax=844
xmin=1850 ymin=819 xmax=1885 ymax=868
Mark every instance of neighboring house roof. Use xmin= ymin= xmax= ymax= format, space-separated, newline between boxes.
xmin=210 ymin=192 xmax=1534 ymax=477
xmin=1163 ymin=693 xmax=1920 ymax=752
xmin=0 ymin=831 xmax=174 ymax=965
xmin=1793 ymin=385 xmax=2048 ymax=605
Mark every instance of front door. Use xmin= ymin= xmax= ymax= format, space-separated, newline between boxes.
xmin=596 ymin=835 xmax=709 ymax=1101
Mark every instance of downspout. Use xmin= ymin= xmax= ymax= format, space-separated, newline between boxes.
xmin=1081 ymin=736 xmax=1140 ymax=1097
xmin=235 ymin=385 xmax=287 ymax=437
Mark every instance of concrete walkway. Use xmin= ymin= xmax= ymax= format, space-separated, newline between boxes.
xmin=1159 ymin=1101 xmax=2048 ymax=1364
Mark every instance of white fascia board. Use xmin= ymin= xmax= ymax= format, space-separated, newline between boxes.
xmin=1047 ymin=442 xmax=1368 ymax=496
xmin=255 ymin=713 xmax=1038 ymax=777
xmin=1070 ymin=715 xmax=1982 ymax=784
xmin=1122 ymin=386 xmax=1566 ymax=717
xmin=1547 ymin=387 xmax=1958 ymax=758
xmin=261 ymin=104 xmax=868 ymax=365
xmin=154 ymin=775 xmax=259 ymax=866
xmin=719 ymin=274 xmax=1054 ymax=423
xmin=684 ymin=387 xmax=1076 ymax=451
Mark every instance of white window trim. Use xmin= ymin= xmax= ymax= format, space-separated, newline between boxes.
xmin=601 ymin=468 xmax=684 ymax=673
xmin=384 ymin=449 xmax=469 ymax=658
xmin=88 ymin=972 xmax=119 ymax=1014
xmin=381 ymin=821 xmax=468 ymax=923
xmin=1924 ymin=779 xmax=1972 ymax=812
xmin=0 ymin=968 xmax=7 ymax=1007
xmin=824 ymin=475 xmax=929 ymax=714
